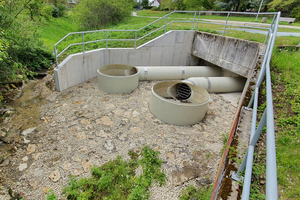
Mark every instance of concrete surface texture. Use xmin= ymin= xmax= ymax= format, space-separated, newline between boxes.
xmin=0 ymin=76 xmax=241 ymax=199
xmin=54 ymin=30 xmax=195 ymax=92
xmin=191 ymin=31 xmax=263 ymax=78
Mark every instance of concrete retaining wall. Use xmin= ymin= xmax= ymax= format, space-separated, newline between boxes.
xmin=54 ymin=30 xmax=195 ymax=91
xmin=191 ymin=31 xmax=262 ymax=78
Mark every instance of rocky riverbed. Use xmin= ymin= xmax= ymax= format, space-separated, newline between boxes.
xmin=0 ymin=74 xmax=239 ymax=199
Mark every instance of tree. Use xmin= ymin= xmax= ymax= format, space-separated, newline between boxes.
xmin=74 ymin=0 xmax=133 ymax=29
xmin=141 ymin=0 xmax=149 ymax=8
xmin=0 ymin=0 xmax=53 ymax=84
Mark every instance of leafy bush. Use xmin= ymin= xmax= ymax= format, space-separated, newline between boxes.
xmin=291 ymin=6 xmax=300 ymax=21
xmin=52 ymin=5 xmax=59 ymax=18
xmin=57 ymin=3 xmax=67 ymax=17
xmin=267 ymin=8 xmax=276 ymax=12
xmin=151 ymin=6 xmax=158 ymax=11
xmin=74 ymin=0 xmax=133 ymax=29
xmin=7 ymin=45 xmax=54 ymax=71
xmin=42 ymin=5 xmax=54 ymax=20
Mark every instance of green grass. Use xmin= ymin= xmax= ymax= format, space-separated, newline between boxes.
xmin=136 ymin=10 xmax=300 ymax=26
xmin=38 ymin=14 xmax=80 ymax=50
xmin=270 ymin=48 xmax=300 ymax=199
xmin=179 ymin=185 xmax=213 ymax=200
xmin=47 ymin=146 xmax=166 ymax=199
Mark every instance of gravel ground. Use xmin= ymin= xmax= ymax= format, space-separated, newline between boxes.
xmin=0 ymin=75 xmax=240 ymax=199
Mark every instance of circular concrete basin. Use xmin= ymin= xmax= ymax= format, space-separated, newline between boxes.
xmin=97 ymin=64 xmax=139 ymax=94
xmin=150 ymin=81 xmax=210 ymax=125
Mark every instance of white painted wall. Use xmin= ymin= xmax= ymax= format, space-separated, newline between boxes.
xmin=54 ymin=30 xmax=195 ymax=91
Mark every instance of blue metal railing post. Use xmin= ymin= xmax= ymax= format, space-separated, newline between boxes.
xmin=196 ymin=11 xmax=201 ymax=31
xmin=264 ymin=15 xmax=276 ymax=44
xmin=82 ymin=33 xmax=85 ymax=53
xmin=223 ymin=13 xmax=230 ymax=36
xmin=134 ymin=31 xmax=137 ymax=49
xmin=164 ymin=16 xmax=168 ymax=34
xmin=106 ymin=31 xmax=108 ymax=49
xmin=192 ymin=11 xmax=196 ymax=30
xmin=54 ymin=45 xmax=58 ymax=67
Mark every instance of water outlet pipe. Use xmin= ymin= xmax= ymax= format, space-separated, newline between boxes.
xmin=136 ymin=66 xmax=222 ymax=81
xmin=182 ymin=77 xmax=246 ymax=93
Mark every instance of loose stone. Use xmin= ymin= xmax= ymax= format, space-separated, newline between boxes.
xmin=104 ymin=140 xmax=115 ymax=151
xmin=76 ymin=132 xmax=86 ymax=140
xmin=97 ymin=116 xmax=113 ymax=126
xmin=49 ymin=170 xmax=61 ymax=182
xmin=43 ymin=187 xmax=51 ymax=194
xmin=82 ymin=161 xmax=93 ymax=172
xmin=19 ymin=163 xmax=27 ymax=171
xmin=22 ymin=127 xmax=36 ymax=136
xmin=27 ymin=144 xmax=36 ymax=154
xmin=72 ymin=169 xmax=83 ymax=176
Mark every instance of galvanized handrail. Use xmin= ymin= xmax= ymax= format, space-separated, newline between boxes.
xmin=231 ymin=12 xmax=280 ymax=200
xmin=54 ymin=11 xmax=279 ymax=67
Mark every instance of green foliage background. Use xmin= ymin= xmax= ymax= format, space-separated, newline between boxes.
xmin=74 ymin=0 xmax=133 ymax=29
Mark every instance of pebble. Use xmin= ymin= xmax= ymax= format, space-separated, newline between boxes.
xmin=49 ymin=170 xmax=61 ymax=182
xmin=27 ymin=144 xmax=36 ymax=154
xmin=72 ymin=169 xmax=83 ymax=176
xmin=22 ymin=156 xmax=28 ymax=162
xmin=76 ymin=132 xmax=86 ymax=140
xmin=43 ymin=187 xmax=51 ymax=194
xmin=82 ymin=161 xmax=93 ymax=172
xmin=22 ymin=127 xmax=36 ymax=136
xmin=19 ymin=163 xmax=27 ymax=171
xmin=29 ymin=179 xmax=38 ymax=190
xmin=62 ymin=163 xmax=72 ymax=170
xmin=97 ymin=116 xmax=113 ymax=126
xmin=104 ymin=140 xmax=115 ymax=151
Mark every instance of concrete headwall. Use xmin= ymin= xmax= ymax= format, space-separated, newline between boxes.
xmin=191 ymin=31 xmax=262 ymax=78
xmin=54 ymin=30 xmax=195 ymax=91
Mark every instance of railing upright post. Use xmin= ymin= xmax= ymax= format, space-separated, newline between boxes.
xmin=164 ymin=16 xmax=168 ymax=34
xmin=264 ymin=15 xmax=276 ymax=43
xmin=196 ymin=12 xmax=201 ymax=31
xmin=135 ymin=31 xmax=137 ymax=49
xmin=82 ymin=33 xmax=85 ymax=53
xmin=106 ymin=31 xmax=108 ymax=49
xmin=54 ymin=45 xmax=58 ymax=67
xmin=223 ymin=13 xmax=230 ymax=36
xmin=192 ymin=11 xmax=196 ymax=30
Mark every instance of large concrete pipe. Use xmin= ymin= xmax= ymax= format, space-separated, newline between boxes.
xmin=182 ymin=77 xmax=246 ymax=93
xmin=150 ymin=81 xmax=210 ymax=125
xmin=97 ymin=64 xmax=139 ymax=93
xmin=136 ymin=66 xmax=222 ymax=81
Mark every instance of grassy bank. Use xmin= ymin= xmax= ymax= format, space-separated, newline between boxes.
xmin=271 ymin=48 xmax=300 ymax=198
xmin=136 ymin=10 xmax=300 ymax=26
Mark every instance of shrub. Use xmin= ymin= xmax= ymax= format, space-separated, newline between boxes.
xmin=291 ymin=6 xmax=300 ymax=22
xmin=74 ymin=0 xmax=133 ymax=29
xmin=151 ymin=6 xmax=158 ymax=11
xmin=52 ymin=5 xmax=59 ymax=18
xmin=267 ymin=8 xmax=276 ymax=12
xmin=57 ymin=3 xmax=67 ymax=17
xmin=42 ymin=5 xmax=53 ymax=20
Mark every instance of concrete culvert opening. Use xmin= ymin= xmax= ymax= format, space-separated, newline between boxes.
xmin=97 ymin=64 xmax=139 ymax=94
xmin=150 ymin=81 xmax=210 ymax=125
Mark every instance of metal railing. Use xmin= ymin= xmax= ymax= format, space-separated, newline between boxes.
xmin=231 ymin=12 xmax=280 ymax=200
xmin=54 ymin=10 xmax=279 ymax=68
